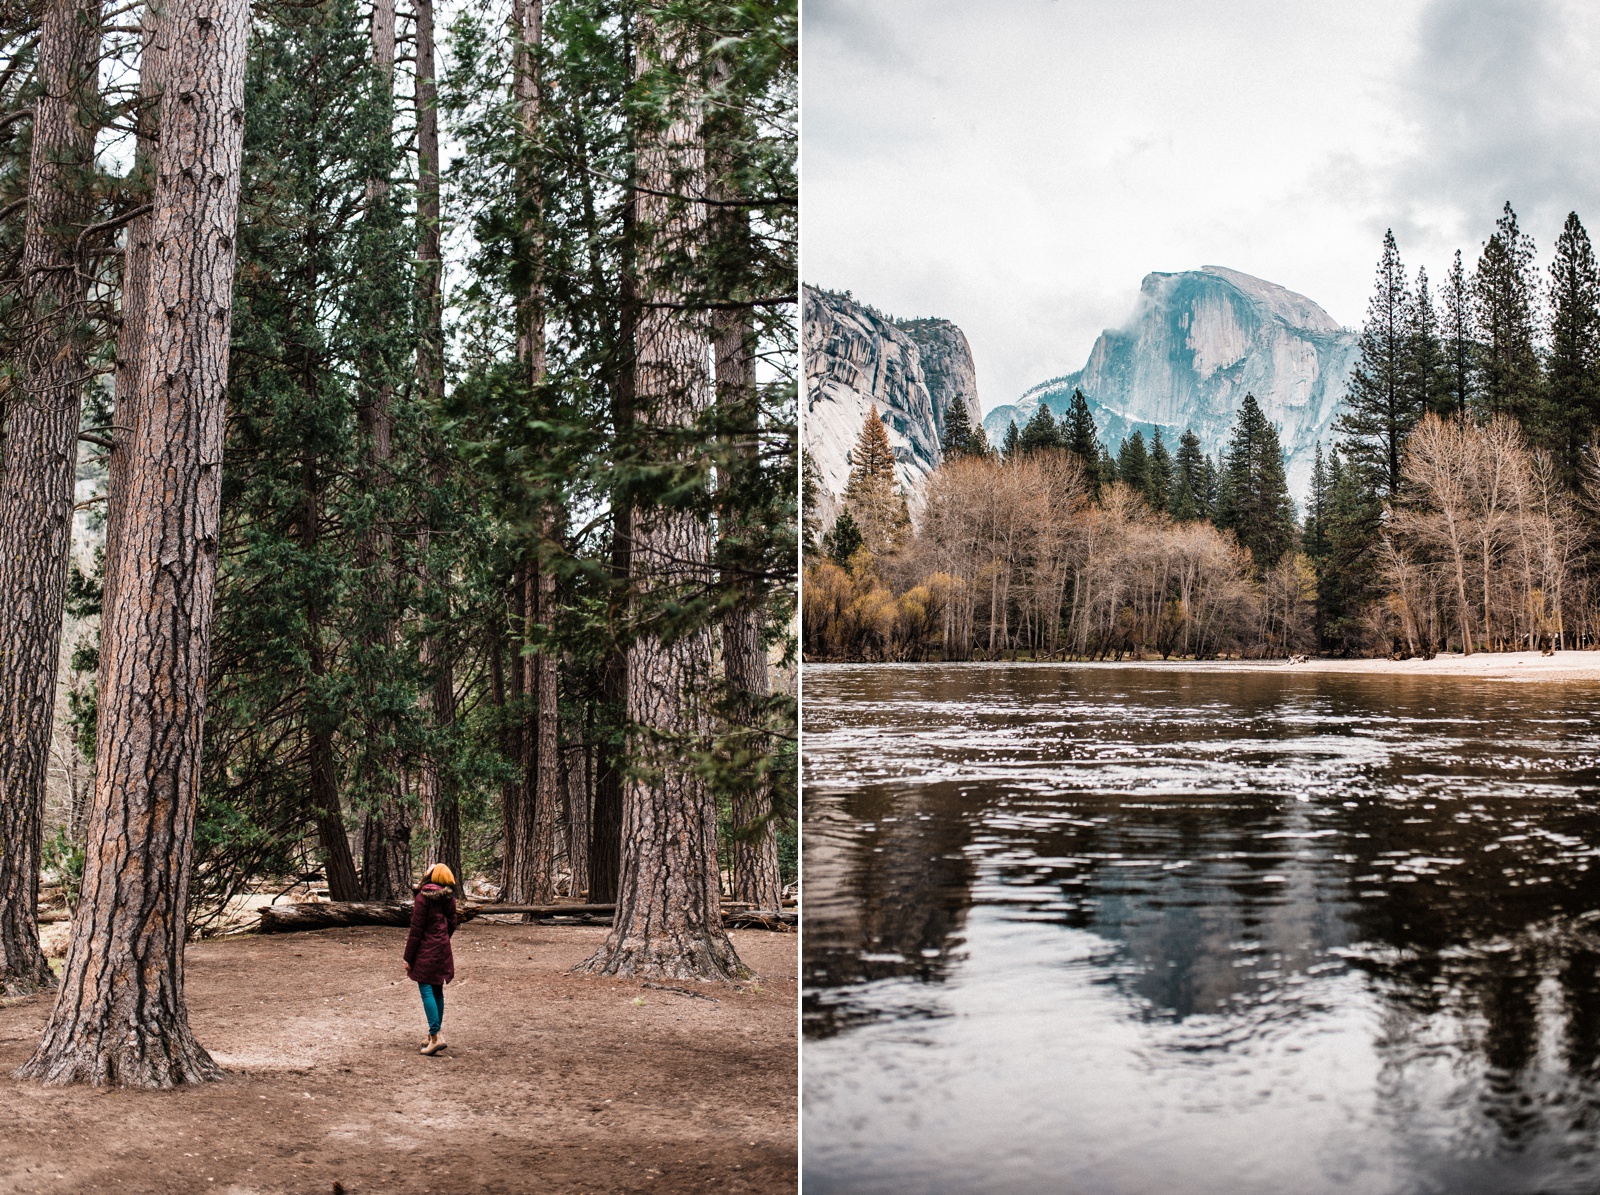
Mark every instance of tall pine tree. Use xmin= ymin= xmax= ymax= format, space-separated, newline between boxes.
xmin=1169 ymin=428 xmax=1207 ymax=521
xmin=1215 ymin=394 xmax=1295 ymax=569
xmin=1408 ymin=266 xmax=1448 ymax=418
xmin=1116 ymin=430 xmax=1149 ymax=497
xmin=1337 ymin=229 xmax=1417 ymax=499
xmin=1440 ymin=249 xmax=1474 ymax=418
xmin=1018 ymin=402 xmax=1062 ymax=455
xmin=940 ymin=394 xmax=975 ymax=459
xmin=1545 ymin=210 xmax=1600 ymax=481
xmin=1146 ymin=428 xmax=1173 ymax=513
xmin=1473 ymin=201 xmax=1541 ymax=424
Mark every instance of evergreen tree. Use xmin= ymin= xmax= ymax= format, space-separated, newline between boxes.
xmin=1146 ymin=427 xmax=1173 ymax=513
xmin=1098 ymin=443 xmax=1118 ymax=486
xmin=1002 ymin=419 xmax=1020 ymax=459
xmin=1337 ymin=229 xmax=1417 ymax=499
xmin=940 ymin=394 xmax=975 ymax=459
xmin=1169 ymin=428 xmax=1206 ymax=521
xmin=1473 ymin=201 xmax=1542 ymax=424
xmin=844 ymin=405 xmax=909 ymax=552
xmin=1408 ymin=266 xmax=1448 ymax=418
xmin=1303 ymin=443 xmax=1330 ymax=561
xmin=967 ymin=421 xmax=992 ymax=458
xmin=1199 ymin=454 xmax=1219 ymax=518
xmin=1545 ymin=210 xmax=1600 ymax=481
xmin=1063 ymin=388 xmax=1100 ymax=491
xmin=1018 ymin=402 xmax=1062 ymax=455
xmin=1315 ymin=446 xmax=1384 ymax=653
xmin=824 ymin=507 xmax=863 ymax=566
xmin=1117 ymin=430 xmax=1149 ymax=497
xmin=1441 ymin=249 xmax=1474 ymax=418
xmin=1215 ymin=394 xmax=1296 ymax=569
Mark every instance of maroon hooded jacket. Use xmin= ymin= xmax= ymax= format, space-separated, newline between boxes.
xmin=403 ymin=882 xmax=459 ymax=985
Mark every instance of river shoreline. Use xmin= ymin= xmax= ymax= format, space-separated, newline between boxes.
xmin=806 ymin=649 xmax=1600 ymax=682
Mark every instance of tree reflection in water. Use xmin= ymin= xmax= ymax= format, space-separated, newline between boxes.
xmin=804 ymin=664 xmax=1600 ymax=1192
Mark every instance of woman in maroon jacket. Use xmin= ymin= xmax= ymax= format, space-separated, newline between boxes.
xmin=404 ymin=863 xmax=459 ymax=1055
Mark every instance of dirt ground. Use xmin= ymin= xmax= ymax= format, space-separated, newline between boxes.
xmin=0 ymin=923 xmax=797 ymax=1194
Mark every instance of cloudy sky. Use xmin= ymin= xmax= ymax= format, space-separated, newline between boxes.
xmin=802 ymin=0 xmax=1600 ymax=412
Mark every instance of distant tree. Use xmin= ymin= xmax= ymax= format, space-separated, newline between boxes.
xmin=1098 ymin=443 xmax=1118 ymax=486
xmin=1315 ymin=446 xmax=1384 ymax=653
xmin=1473 ymin=201 xmax=1542 ymax=424
xmin=844 ymin=405 xmax=910 ymax=553
xmin=1018 ymin=403 xmax=1063 ymax=455
xmin=1545 ymin=211 xmax=1600 ymax=482
xmin=1338 ymin=228 xmax=1417 ymax=499
xmin=1169 ymin=429 xmax=1207 ymax=521
xmin=801 ymin=450 xmax=825 ymax=556
xmin=1199 ymin=453 xmax=1219 ymax=518
xmin=824 ymin=507 xmax=863 ymax=566
xmin=1063 ymin=388 xmax=1101 ymax=491
xmin=1117 ymin=431 xmax=1149 ymax=497
xmin=1146 ymin=428 xmax=1173 ymax=513
xmin=1302 ymin=443 xmax=1331 ymax=562
xmin=1408 ymin=266 xmax=1448 ymax=419
xmin=1216 ymin=394 xmax=1296 ymax=569
xmin=1002 ymin=419 xmax=1020 ymax=459
xmin=940 ymin=395 xmax=975 ymax=459
xmin=967 ymin=421 xmax=992 ymax=458
xmin=1441 ymin=249 xmax=1474 ymax=418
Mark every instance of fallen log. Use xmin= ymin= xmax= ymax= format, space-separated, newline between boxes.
xmin=254 ymin=899 xmax=797 ymax=933
xmin=256 ymin=900 xmax=616 ymax=933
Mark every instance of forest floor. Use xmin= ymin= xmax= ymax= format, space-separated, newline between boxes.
xmin=0 ymin=923 xmax=796 ymax=1194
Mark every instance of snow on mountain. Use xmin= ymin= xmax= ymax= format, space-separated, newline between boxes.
xmin=983 ymin=266 xmax=1358 ymax=503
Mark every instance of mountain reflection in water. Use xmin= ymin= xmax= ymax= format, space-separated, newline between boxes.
xmin=802 ymin=664 xmax=1600 ymax=1195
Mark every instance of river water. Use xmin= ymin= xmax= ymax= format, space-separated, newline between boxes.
xmin=802 ymin=663 xmax=1600 ymax=1195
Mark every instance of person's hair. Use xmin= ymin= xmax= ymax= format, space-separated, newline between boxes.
xmin=426 ymin=863 xmax=456 ymax=888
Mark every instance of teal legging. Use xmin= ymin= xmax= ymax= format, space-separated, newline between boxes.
xmin=419 ymin=982 xmax=444 ymax=1034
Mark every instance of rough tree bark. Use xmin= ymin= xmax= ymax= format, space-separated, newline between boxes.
xmin=708 ymin=77 xmax=782 ymax=913
xmin=496 ymin=570 xmax=528 ymax=897
xmin=355 ymin=0 xmax=411 ymax=899
xmin=17 ymin=0 xmax=249 ymax=1086
xmin=501 ymin=566 xmax=537 ymax=899
xmin=412 ymin=0 xmax=460 ymax=882
xmin=563 ymin=726 xmax=590 ymax=899
xmin=303 ymin=464 xmax=361 ymax=902
xmin=588 ymin=184 xmax=636 ymax=907
xmin=0 ymin=0 xmax=102 ymax=997
xmin=578 ymin=14 xmax=749 ymax=982
xmin=529 ymin=536 xmax=560 ymax=902
xmin=499 ymin=0 xmax=560 ymax=905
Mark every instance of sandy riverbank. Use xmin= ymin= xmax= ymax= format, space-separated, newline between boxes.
xmin=1158 ymin=650 xmax=1600 ymax=683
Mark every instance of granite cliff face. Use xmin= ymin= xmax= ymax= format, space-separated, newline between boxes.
xmin=984 ymin=266 xmax=1357 ymax=502
xmin=803 ymin=285 xmax=976 ymax=496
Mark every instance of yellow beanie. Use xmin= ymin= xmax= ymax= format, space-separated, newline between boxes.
xmin=427 ymin=863 xmax=456 ymax=887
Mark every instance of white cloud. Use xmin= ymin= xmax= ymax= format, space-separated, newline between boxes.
xmin=803 ymin=0 xmax=1600 ymax=411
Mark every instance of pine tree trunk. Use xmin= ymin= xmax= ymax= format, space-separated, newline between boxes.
xmin=300 ymin=452 xmax=360 ymax=901
xmin=410 ymin=0 xmax=459 ymax=884
xmin=564 ymin=726 xmax=590 ymax=898
xmin=0 ymin=0 xmax=102 ymax=997
xmin=102 ymin=0 xmax=164 ymax=627
xmin=708 ymin=80 xmax=782 ymax=915
xmin=500 ymin=568 xmax=531 ymax=896
xmin=530 ymin=538 xmax=561 ymax=903
xmin=17 ymin=0 xmax=248 ymax=1086
xmin=578 ymin=14 xmax=748 ymax=982
xmin=355 ymin=0 xmax=410 ymax=898
xmin=588 ymin=190 xmax=637 ymax=907
xmin=504 ymin=0 xmax=559 ymax=905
